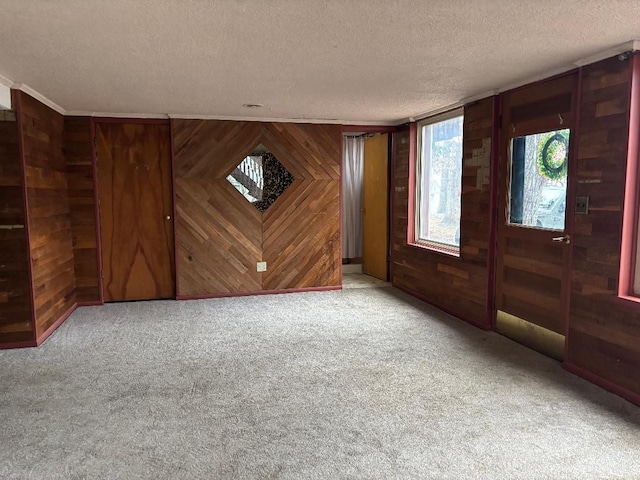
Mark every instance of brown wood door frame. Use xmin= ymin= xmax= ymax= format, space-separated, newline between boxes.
xmin=93 ymin=118 xmax=176 ymax=302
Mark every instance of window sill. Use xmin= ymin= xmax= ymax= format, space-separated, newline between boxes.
xmin=616 ymin=294 xmax=640 ymax=308
xmin=408 ymin=241 xmax=460 ymax=258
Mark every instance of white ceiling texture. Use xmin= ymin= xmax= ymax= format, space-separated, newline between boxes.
xmin=0 ymin=0 xmax=638 ymax=124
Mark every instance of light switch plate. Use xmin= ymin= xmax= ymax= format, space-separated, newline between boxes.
xmin=575 ymin=196 xmax=589 ymax=214
xmin=257 ymin=261 xmax=267 ymax=272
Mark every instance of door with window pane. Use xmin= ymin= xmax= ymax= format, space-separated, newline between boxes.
xmin=495 ymin=73 xmax=578 ymax=360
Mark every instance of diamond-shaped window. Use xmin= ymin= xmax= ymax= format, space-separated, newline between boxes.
xmin=226 ymin=144 xmax=294 ymax=213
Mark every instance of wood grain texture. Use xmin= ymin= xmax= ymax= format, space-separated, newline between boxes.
xmin=17 ymin=91 xmax=76 ymax=338
xmin=0 ymin=114 xmax=33 ymax=344
xmin=363 ymin=134 xmax=389 ymax=281
xmin=173 ymin=120 xmax=340 ymax=296
xmin=392 ymin=98 xmax=494 ymax=328
xmin=566 ymin=56 xmax=640 ymax=397
xmin=262 ymin=123 xmax=340 ymax=290
xmin=96 ymin=122 xmax=175 ymax=301
xmin=495 ymin=73 xmax=578 ymax=335
xmin=64 ymin=117 xmax=100 ymax=303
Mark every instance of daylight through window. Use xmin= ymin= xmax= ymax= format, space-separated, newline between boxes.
xmin=508 ymin=129 xmax=569 ymax=231
xmin=414 ymin=110 xmax=463 ymax=253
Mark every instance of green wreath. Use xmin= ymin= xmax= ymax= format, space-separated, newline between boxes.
xmin=537 ymin=130 xmax=569 ymax=180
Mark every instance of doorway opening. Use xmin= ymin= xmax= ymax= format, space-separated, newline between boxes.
xmin=341 ymin=132 xmax=391 ymax=289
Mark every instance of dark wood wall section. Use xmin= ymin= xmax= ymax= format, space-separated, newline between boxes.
xmin=173 ymin=120 xmax=341 ymax=297
xmin=392 ymin=98 xmax=495 ymax=328
xmin=566 ymin=56 xmax=640 ymax=398
xmin=17 ymin=91 xmax=75 ymax=338
xmin=63 ymin=117 xmax=100 ymax=304
xmin=0 ymin=113 xmax=33 ymax=344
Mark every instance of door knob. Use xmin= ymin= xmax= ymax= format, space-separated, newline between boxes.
xmin=165 ymin=215 xmax=172 ymax=220
xmin=552 ymin=234 xmax=570 ymax=244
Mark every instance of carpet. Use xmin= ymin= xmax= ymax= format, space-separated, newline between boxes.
xmin=1 ymin=288 xmax=639 ymax=479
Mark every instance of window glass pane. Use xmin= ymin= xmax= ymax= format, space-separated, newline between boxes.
xmin=508 ymin=129 xmax=569 ymax=230
xmin=417 ymin=114 xmax=463 ymax=248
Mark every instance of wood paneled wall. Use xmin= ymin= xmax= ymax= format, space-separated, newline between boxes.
xmin=566 ymin=56 xmax=640 ymax=399
xmin=2 ymin=57 xmax=638 ymax=408
xmin=173 ymin=120 xmax=341 ymax=297
xmin=64 ymin=117 xmax=100 ymax=304
xmin=17 ymin=91 xmax=75 ymax=338
xmin=392 ymin=98 xmax=495 ymax=328
xmin=0 ymin=113 xmax=33 ymax=344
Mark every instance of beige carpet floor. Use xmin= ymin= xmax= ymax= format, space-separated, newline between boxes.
xmin=1 ymin=287 xmax=639 ymax=479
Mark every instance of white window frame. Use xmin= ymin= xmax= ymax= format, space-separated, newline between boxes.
xmin=414 ymin=108 xmax=464 ymax=255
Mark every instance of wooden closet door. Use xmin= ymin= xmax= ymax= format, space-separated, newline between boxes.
xmin=96 ymin=122 xmax=175 ymax=301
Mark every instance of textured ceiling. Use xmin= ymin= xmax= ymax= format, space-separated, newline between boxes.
xmin=0 ymin=0 xmax=639 ymax=123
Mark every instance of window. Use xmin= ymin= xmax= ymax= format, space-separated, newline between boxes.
xmin=508 ymin=129 xmax=570 ymax=231
xmin=414 ymin=110 xmax=463 ymax=254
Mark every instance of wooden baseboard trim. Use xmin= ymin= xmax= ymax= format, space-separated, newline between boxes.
xmin=36 ymin=303 xmax=78 ymax=346
xmin=393 ymin=284 xmax=492 ymax=331
xmin=0 ymin=340 xmax=37 ymax=349
xmin=563 ymin=361 xmax=640 ymax=407
xmin=177 ymin=285 xmax=343 ymax=301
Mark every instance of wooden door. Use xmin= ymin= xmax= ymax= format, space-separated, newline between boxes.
xmin=363 ymin=134 xmax=389 ymax=280
xmin=495 ymin=73 xmax=578 ymax=360
xmin=96 ymin=122 xmax=175 ymax=301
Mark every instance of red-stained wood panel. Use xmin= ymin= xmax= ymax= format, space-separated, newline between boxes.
xmin=96 ymin=122 xmax=175 ymax=302
xmin=17 ymin=91 xmax=76 ymax=338
xmin=0 ymin=112 xmax=33 ymax=344
xmin=64 ymin=117 xmax=100 ymax=303
xmin=392 ymin=98 xmax=495 ymax=328
xmin=566 ymin=56 xmax=640 ymax=399
xmin=172 ymin=120 xmax=341 ymax=297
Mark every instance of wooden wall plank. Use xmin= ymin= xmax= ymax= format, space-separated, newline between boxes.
xmin=17 ymin=91 xmax=75 ymax=338
xmin=0 ymin=114 xmax=33 ymax=344
xmin=566 ymin=56 xmax=640 ymax=397
xmin=63 ymin=117 xmax=100 ymax=303
xmin=262 ymin=123 xmax=340 ymax=290
xmin=263 ymin=179 xmax=340 ymax=290
xmin=175 ymin=177 xmax=263 ymax=295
